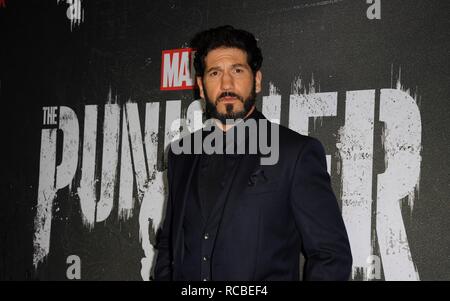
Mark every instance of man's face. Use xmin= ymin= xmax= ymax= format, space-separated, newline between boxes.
xmin=197 ymin=47 xmax=262 ymax=123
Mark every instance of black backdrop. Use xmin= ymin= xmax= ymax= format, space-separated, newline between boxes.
xmin=1 ymin=0 xmax=449 ymax=280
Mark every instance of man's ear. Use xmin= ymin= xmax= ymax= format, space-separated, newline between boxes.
xmin=255 ymin=70 xmax=262 ymax=93
xmin=196 ymin=76 xmax=205 ymax=99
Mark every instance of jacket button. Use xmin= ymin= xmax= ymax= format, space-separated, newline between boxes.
xmin=202 ymin=256 xmax=209 ymax=262
xmin=204 ymin=233 xmax=209 ymax=240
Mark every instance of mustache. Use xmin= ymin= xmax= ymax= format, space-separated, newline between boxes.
xmin=216 ymin=91 xmax=244 ymax=103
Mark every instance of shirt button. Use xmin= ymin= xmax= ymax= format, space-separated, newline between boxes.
xmin=203 ymin=277 xmax=208 ymax=281
xmin=204 ymin=233 xmax=209 ymax=240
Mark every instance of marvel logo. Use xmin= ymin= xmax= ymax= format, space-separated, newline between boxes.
xmin=160 ymin=48 xmax=196 ymax=90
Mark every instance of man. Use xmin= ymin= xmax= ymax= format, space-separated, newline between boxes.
xmin=154 ymin=25 xmax=352 ymax=281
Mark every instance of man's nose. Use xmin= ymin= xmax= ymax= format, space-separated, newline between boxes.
xmin=220 ymin=71 xmax=233 ymax=91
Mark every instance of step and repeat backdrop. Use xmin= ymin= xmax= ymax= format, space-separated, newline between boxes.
xmin=1 ymin=0 xmax=449 ymax=280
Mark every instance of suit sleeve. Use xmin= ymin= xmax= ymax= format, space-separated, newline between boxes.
xmin=289 ymin=137 xmax=353 ymax=280
xmin=153 ymin=149 xmax=175 ymax=281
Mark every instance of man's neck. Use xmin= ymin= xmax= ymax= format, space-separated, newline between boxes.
xmin=215 ymin=105 xmax=256 ymax=132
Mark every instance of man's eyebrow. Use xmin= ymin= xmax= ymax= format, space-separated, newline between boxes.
xmin=232 ymin=63 xmax=250 ymax=69
xmin=206 ymin=63 xmax=250 ymax=73
xmin=205 ymin=66 xmax=222 ymax=73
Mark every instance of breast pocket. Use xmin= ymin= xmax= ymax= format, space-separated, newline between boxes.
xmin=242 ymin=180 xmax=281 ymax=195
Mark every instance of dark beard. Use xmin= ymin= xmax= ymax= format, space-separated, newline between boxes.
xmin=204 ymin=82 xmax=257 ymax=125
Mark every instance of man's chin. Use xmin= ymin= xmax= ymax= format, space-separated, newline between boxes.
xmin=216 ymin=103 xmax=243 ymax=113
xmin=205 ymin=95 xmax=256 ymax=124
xmin=217 ymin=108 xmax=245 ymax=118
xmin=212 ymin=111 xmax=246 ymax=124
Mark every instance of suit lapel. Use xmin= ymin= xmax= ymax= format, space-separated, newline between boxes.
xmin=215 ymin=152 xmax=261 ymax=239
xmin=172 ymin=153 xmax=200 ymax=260
xmin=215 ymin=109 xmax=267 ymax=238
xmin=172 ymin=109 xmax=268 ymax=258
xmin=197 ymin=157 xmax=208 ymax=222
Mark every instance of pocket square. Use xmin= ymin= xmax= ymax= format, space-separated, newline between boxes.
xmin=248 ymin=168 xmax=269 ymax=186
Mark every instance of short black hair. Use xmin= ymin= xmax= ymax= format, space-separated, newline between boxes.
xmin=191 ymin=25 xmax=263 ymax=77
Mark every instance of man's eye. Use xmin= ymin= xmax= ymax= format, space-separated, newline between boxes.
xmin=209 ymin=71 xmax=218 ymax=77
xmin=234 ymin=68 xmax=243 ymax=73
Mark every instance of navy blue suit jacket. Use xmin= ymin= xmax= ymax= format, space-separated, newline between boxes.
xmin=154 ymin=110 xmax=352 ymax=281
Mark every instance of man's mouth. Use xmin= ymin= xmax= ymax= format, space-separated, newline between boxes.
xmin=217 ymin=92 xmax=243 ymax=104
xmin=220 ymin=96 xmax=238 ymax=103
